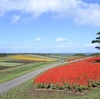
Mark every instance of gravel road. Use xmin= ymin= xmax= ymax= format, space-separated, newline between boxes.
xmin=0 ymin=57 xmax=90 ymax=95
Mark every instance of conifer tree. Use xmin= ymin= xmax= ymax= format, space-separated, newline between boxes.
xmin=92 ymin=32 xmax=100 ymax=50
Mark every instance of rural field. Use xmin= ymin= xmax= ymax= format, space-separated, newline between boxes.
xmin=0 ymin=54 xmax=58 ymax=84
xmin=1 ymin=0 xmax=100 ymax=99
xmin=0 ymin=53 xmax=100 ymax=99
xmin=0 ymin=53 xmax=85 ymax=84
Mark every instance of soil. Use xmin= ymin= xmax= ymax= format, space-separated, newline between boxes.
xmin=29 ymin=85 xmax=89 ymax=96
xmin=4 ymin=60 xmax=46 ymax=64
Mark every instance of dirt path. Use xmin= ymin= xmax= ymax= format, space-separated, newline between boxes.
xmin=0 ymin=57 xmax=90 ymax=95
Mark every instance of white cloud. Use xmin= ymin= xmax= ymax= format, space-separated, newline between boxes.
xmin=74 ymin=3 xmax=100 ymax=26
xmin=11 ymin=15 xmax=20 ymax=23
xmin=56 ymin=37 xmax=67 ymax=42
xmin=35 ymin=37 xmax=41 ymax=42
xmin=0 ymin=0 xmax=100 ymax=26
xmin=57 ymin=42 xmax=74 ymax=48
xmin=84 ymin=43 xmax=99 ymax=47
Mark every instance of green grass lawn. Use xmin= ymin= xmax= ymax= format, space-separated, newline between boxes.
xmin=0 ymin=79 xmax=100 ymax=99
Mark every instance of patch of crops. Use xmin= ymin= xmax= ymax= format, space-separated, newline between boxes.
xmin=65 ymin=58 xmax=78 ymax=61
xmin=11 ymin=55 xmax=55 ymax=62
xmin=65 ymin=56 xmax=86 ymax=62
xmin=0 ymin=62 xmax=24 ymax=67
xmin=34 ymin=57 xmax=100 ymax=92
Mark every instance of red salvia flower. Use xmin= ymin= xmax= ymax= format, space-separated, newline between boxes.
xmin=34 ymin=57 xmax=100 ymax=87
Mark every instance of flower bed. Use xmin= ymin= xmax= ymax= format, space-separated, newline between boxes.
xmin=34 ymin=57 xmax=100 ymax=91
xmin=11 ymin=55 xmax=55 ymax=62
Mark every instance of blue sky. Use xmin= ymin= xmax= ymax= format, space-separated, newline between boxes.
xmin=0 ymin=0 xmax=100 ymax=53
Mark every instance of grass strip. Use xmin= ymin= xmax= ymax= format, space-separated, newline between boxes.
xmin=0 ymin=61 xmax=58 ymax=84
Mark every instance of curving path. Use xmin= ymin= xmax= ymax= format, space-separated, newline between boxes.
xmin=0 ymin=57 xmax=90 ymax=95
xmin=0 ymin=62 xmax=65 ymax=95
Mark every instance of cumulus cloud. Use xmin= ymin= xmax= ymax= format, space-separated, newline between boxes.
xmin=11 ymin=15 xmax=20 ymax=23
xmin=55 ymin=37 xmax=67 ymax=42
xmin=74 ymin=3 xmax=100 ymax=26
xmin=0 ymin=0 xmax=100 ymax=26
xmin=35 ymin=37 xmax=41 ymax=42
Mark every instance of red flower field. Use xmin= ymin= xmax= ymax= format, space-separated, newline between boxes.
xmin=34 ymin=56 xmax=100 ymax=89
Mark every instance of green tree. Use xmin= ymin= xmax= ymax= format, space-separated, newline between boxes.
xmin=92 ymin=31 xmax=100 ymax=50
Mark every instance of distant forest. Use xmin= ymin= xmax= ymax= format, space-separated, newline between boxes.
xmin=0 ymin=53 xmax=100 ymax=57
